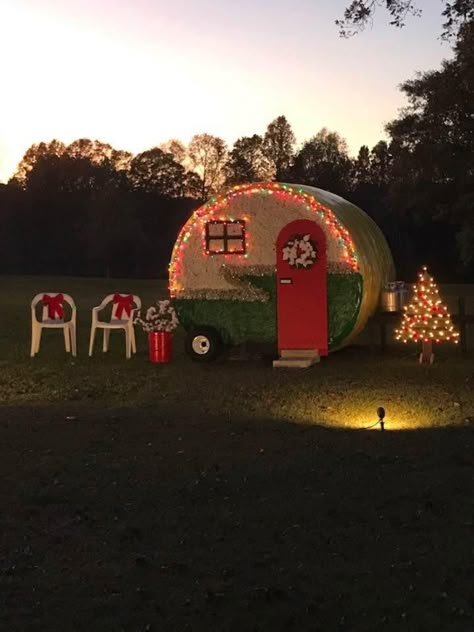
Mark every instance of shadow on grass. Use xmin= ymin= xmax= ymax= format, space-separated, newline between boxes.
xmin=0 ymin=404 xmax=472 ymax=631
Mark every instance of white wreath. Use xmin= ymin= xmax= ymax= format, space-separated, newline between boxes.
xmin=282 ymin=234 xmax=318 ymax=269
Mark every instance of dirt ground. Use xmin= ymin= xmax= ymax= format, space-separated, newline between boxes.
xmin=0 ymin=405 xmax=472 ymax=632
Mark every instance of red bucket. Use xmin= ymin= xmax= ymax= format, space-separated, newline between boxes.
xmin=148 ymin=331 xmax=172 ymax=363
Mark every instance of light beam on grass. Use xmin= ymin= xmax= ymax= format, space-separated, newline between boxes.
xmin=264 ymin=392 xmax=438 ymax=431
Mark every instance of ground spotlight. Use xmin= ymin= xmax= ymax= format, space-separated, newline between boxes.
xmin=377 ymin=406 xmax=386 ymax=432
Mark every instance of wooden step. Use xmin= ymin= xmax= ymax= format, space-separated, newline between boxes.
xmin=280 ymin=349 xmax=319 ymax=359
xmin=273 ymin=349 xmax=320 ymax=369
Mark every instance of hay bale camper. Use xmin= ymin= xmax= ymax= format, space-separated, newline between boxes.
xmin=169 ymin=182 xmax=394 ymax=365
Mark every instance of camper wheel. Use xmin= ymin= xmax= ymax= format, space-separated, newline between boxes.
xmin=185 ymin=327 xmax=223 ymax=362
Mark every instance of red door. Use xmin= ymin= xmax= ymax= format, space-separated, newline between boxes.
xmin=276 ymin=219 xmax=328 ymax=355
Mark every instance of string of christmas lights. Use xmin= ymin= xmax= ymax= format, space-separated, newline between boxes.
xmin=169 ymin=182 xmax=359 ymax=297
xmin=395 ymin=265 xmax=459 ymax=344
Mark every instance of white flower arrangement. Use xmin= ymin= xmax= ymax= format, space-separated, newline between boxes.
xmin=134 ymin=299 xmax=179 ymax=333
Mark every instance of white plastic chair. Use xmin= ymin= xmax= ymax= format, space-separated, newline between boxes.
xmin=31 ymin=293 xmax=77 ymax=357
xmin=89 ymin=293 xmax=141 ymax=359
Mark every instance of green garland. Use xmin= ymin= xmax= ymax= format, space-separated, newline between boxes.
xmin=327 ymin=273 xmax=363 ymax=347
xmin=174 ymin=272 xmax=363 ymax=350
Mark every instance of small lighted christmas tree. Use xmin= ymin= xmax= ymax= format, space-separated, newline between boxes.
xmin=395 ymin=265 xmax=459 ymax=363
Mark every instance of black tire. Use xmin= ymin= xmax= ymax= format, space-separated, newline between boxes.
xmin=185 ymin=327 xmax=223 ymax=362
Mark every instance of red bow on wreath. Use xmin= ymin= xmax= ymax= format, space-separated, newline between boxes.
xmin=113 ymin=294 xmax=133 ymax=319
xmin=42 ymin=294 xmax=64 ymax=320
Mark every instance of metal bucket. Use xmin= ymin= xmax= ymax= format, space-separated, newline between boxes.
xmin=380 ymin=282 xmax=408 ymax=312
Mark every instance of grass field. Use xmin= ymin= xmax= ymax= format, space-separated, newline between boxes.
xmin=0 ymin=275 xmax=473 ymax=631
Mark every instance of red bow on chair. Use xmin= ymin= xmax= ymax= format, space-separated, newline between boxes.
xmin=113 ymin=294 xmax=133 ymax=319
xmin=42 ymin=294 xmax=64 ymax=319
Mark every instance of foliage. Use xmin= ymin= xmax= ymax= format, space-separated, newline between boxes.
xmin=128 ymin=148 xmax=186 ymax=198
xmin=369 ymin=140 xmax=392 ymax=186
xmin=84 ymin=189 xmax=148 ymax=278
xmin=225 ymin=134 xmax=274 ymax=185
xmin=158 ymin=138 xmax=187 ymax=166
xmin=352 ymin=145 xmax=371 ymax=185
xmin=289 ymin=129 xmax=353 ymax=196
xmin=11 ymin=139 xmax=132 ymax=193
xmin=3 ymin=34 xmax=474 ymax=283
xmin=456 ymin=219 xmax=474 ymax=267
xmin=188 ymin=133 xmax=228 ymax=199
xmin=382 ymin=21 xmax=474 ymax=277
xmin=337 ymin=0 xmax=474 ymax=39
xmin=263 ymin=115 xmax=296 ymax=181
xmin=11 ymin=139 xmax=66 ymax=187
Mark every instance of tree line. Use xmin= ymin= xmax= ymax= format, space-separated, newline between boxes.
xmin=0 ymin=19 xmax=473 ymax=282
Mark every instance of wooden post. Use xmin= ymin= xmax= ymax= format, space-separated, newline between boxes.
xmin=420 ymin=339 xmax=433 ymax=364
xmin=458 ymin=297 xmax=467 ymax=354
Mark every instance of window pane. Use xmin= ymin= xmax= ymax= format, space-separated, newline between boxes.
xmin=227 ymin=240 xmax=245 ymax=253
xmin=208 ymin=239 xmax=225 ymax=253
xmin=227 ymin=222 xmax=244 ymax=237
xmin=208 ymin=223 xmax=225 ymax=237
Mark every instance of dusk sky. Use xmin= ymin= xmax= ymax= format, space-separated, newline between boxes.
xmin=1 ymin=0 xmax=454 ymax=182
